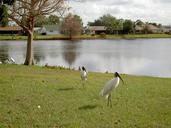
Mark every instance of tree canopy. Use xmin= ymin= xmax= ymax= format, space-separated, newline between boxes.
xmin=123 ymin=20 xmax=133 ymax=34
xmin=61 ymin=13 xmax=83 ymax=39
xmin=88 ymin=14 xmax=123 ymax=34
xmin=34 ymin=15 xmax=60 ymax=27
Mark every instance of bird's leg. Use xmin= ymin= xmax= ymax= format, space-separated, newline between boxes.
xmin=82 ymin=80 xmax=85 ymax=88
xmin=107 ymin=94 xmax=111 ymax=107
xmin=107 ymin=96 xmax=109 ymax=107
xmin=109 ymin=94 xmax=112 ymax=108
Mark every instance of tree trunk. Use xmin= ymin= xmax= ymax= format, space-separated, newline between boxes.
xmin=24 ymin=30 xmax=34 ymax=65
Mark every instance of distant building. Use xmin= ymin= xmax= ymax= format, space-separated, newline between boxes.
xmin=147 ymin=24 xmax=162 ymax=33
xmin=87 ymin=26 xmax=106 ymax=34
xmin=34 ymin=25 xmax=60 ymax=35
xmin=0 ymin=26 xmax=23 ymax=35
xmin=135 ymin=25 xmax=144 ymax=34
xmin=161 ymin=25 xmax=171 ymax=33
xmin=135 ymin=24 xmax=162 ymax=34
xmin=34 ymin=27 xmax=46 ymax=35
xmin=43 ymin=25 xmax=60 ymax=35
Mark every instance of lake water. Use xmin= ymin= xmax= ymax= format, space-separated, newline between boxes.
xmin=0 ymin=39 xmax=171 ymax=77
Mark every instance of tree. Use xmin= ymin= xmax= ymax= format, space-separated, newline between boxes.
xmin=1 ymin=0 xmax=66 ymax=65
xmin=123 ymin=20 xmax=133 ymax=34
xmin=88 ymin=19 xmax=103 ymax=26
xmin=135 ymin=20 xmax=144 ymax=26
xmin=61 ymin=13 xmax=82 ymax=39
xmin=88 ymin=14 xmax=122 ymax=34
xmin=34 ymin=15 xmax=47 ymax=27
xmin=34 ymin=15 xmax=60 ymax=27
xmin=100 ymin=14 xmax=119 ymax=34
xmin=48 ymin=15 xmax=60 ymax=25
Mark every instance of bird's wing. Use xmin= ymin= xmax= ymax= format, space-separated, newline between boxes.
xmin=80 ymin=71 xmax=85 ymax=80
xmin=100 ymin=79 xmax=115 ymax=97
xmin=84 ymin=71 xmax=87 ymax=78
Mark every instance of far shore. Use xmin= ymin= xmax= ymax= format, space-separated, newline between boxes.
xmin=1 ymin=34 xmax=171 ymax=41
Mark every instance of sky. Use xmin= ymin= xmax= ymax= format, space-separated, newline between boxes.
xmin=68 ymin=0 xmax=171 ymax=26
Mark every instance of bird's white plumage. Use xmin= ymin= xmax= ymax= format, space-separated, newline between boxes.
xmin=100 ymin=77 xmax=120 ymax=99
xmin=80 ymin=70 xmax=87 ymax=81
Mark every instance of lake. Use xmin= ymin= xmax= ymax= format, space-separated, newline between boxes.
xmin=0 ymin=39 xmax=171 ymax=77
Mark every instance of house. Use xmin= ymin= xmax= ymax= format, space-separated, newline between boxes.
xmin=147 ymin=24 xmax=162 ymax=33
xmin=135 ymin=24 xmax=162 ymax=34
xmin=135 ymin=25 xmax=144 ymax=34
xmin=0 ymin=26 xmax=23 ymax=35
xmin=87 ymin=26 xmax=106 ymax=34
xmin=34 ymin=25 xmax=60 ymax=35
xmin=43 ymin=25 xmax=60 ymax=35
xmin=34 ymin=27 xmax=46 ymax=35
xmin=161 ymin=25 xmax=171 ymax=33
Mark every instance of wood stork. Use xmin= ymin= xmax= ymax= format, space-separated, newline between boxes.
xmin=80 ymin=66 xmax=87 ymax=87
xmin=100 ymin=72 xmax=124 ymax=107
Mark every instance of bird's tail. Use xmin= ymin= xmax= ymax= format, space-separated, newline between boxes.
xmin=105 ymin=94 xmax=109 ymax=99
xmin=100 ymin=90 xmax=109 ymax=99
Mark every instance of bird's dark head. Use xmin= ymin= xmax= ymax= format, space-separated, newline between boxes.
xmin=82 ymin=66 xmax=86 ymax=71
xmin=114 ymin=72 xmax=119 ymax=77
xmin=114 ymin=72 xmax=124 ymax=84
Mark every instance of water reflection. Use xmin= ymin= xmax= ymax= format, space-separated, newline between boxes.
xmin=0 ymin=43 xmax=10 ymax=63
xmin=62 ymin=41 xmax=80 ymax=67
xmin=1 ymin=39 xmax=171 ymax=77
xmin=33 ymin=44 xmax=46 ymax=64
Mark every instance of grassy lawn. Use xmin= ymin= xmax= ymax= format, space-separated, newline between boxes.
xmin=1 ymin=34 xmax=171 ymax=40
xmin=0 ymin=64 xmax=171 ymax=128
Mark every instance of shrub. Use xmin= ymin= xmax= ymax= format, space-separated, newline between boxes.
xmin=100 ymin=32 xmax=106 ymax=38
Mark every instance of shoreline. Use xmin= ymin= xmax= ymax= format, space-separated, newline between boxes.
xmin=0 ymin=34 xmax=171 ymax=40
xmin=0 ymin=64 xmax=170 ymax=78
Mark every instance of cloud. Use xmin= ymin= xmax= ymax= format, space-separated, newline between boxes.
xmin=68 ymin=0 xmax=171 ymax=25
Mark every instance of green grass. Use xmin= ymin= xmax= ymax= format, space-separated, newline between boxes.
xmin=0 ymin=65 xmax=171 ymax=128
xmin=1 ymin=34 xmax=171 ymax=40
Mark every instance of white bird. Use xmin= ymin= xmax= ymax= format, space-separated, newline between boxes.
xmin=0 ymin=61 xmax=2 ymax=64
xmin=100 ymin=72 xmax=124 ymax=107
xmin=80 ymin=66 xmax=87 ymax=86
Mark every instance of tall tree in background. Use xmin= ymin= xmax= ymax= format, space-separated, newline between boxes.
xmin=48 ymin=15 xmax=60 ymax=25
xmin=135 ymin=20 xmax=144 ymax=26
xmin=34 ymin=15 xmax=60 ymax=27
xmin=88 ymin=14 xmax=123 ymax=34
xmin=61 ymin=13 xmax=83 ymax=39
xmin=100 ymin=14 xmax=119 ymax=34
xmin=0 ymin=0 xmax=66 ymax=65
xmin=34 ymin=15 xmax=47 ymax=27
xmin=123 ymin=20 xmax=133 ymax=34
xmin=88 ymin=19 xmax=103 ymax=26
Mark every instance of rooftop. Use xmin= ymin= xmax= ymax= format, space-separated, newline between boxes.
xmin=0 ymin=26 xmax=23 ymax=31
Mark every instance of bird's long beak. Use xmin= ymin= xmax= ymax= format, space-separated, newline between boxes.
xmin=118 ymin=74 xmax=124 ymax=84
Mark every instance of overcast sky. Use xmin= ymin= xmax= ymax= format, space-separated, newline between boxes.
xmin=68 ymin=0 xmax=171 ymax=26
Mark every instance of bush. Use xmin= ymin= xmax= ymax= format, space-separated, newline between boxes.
xmin=100 ymin=32 xmax=106 ymax=38
xmin=91 ymin=33 xmax=95 ymax=36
